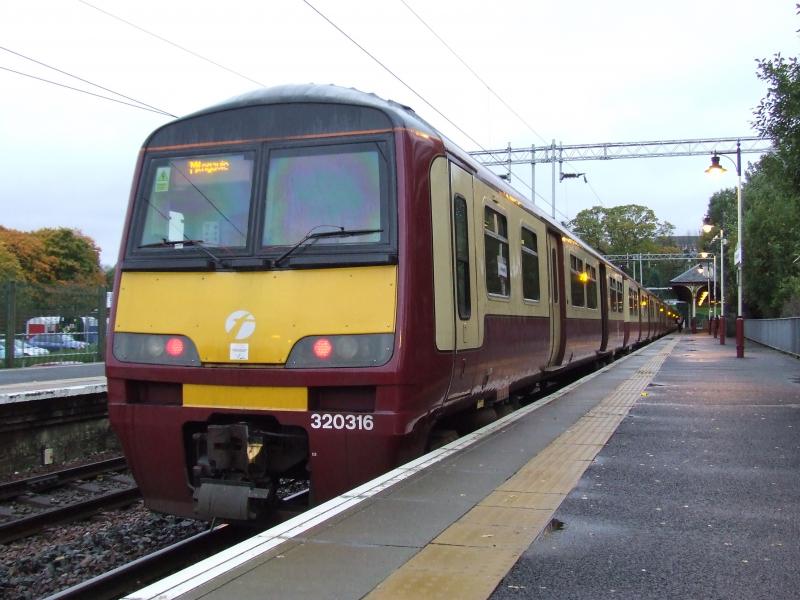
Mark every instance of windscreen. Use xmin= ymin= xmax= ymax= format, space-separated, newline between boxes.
xmin=263 ymin=143 xmax=385 ymax=246
xmin=138 ymin=152 xmax=254 ymax=249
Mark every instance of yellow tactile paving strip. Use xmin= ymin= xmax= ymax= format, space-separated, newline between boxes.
xmin=366 ymin=338 xmax=678 ymax=600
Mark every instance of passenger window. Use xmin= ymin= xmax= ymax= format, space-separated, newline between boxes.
xmin=484 ymin=207 xmax=509 ymax=297
xmin=570 ymin=254 xmax=585 ymax=307
xmin=586 ymin=265 xmax=598 ymax=309
xmin=612 ymin=279 xmax=623 ymax=313
xmin=521 ymin=228 xmax=540 ymax=301
xmin=453 ymin=196 xmax=471 ymax=320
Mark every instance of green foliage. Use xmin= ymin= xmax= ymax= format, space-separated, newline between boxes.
xmin=104 ymin=265 xmax=116 ymax=289
xmin=0 ymin=241 xmax=23 ymax=282
xmin=567 ymin=204 xmax=681 ymax=289
xmin=34 ymin=228 xmax=103 ymax=285
xmin=567 ymin=204 xmax=676 ymax=256
xmin=705 ymin=25 xmax=800 ymax=317
xmin=740 ymin=162 xmax=800 ymax=317
xmin=754 ymin=51 xmax=800 ymax=194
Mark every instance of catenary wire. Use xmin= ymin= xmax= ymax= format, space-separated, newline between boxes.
xmin=75 ymin=0 xmax=561 ymax=216
xmin=0 ymin=45 xmax=175 ymax=117
xmin=398 ymin=0 xmax=549 ymax=146
xmin=77 ymin=0 xmax=266 ymax=88
xmin=0 ymin=66 xmax=175 ymax=117
xmin=300 ymin=0 xmax=554 ymax=208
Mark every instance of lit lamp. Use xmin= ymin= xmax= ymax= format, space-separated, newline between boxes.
xmin=705 ymin=141 xmax=744 ymax=358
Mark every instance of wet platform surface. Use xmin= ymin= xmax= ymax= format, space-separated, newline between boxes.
xmin=491 ymin=334 xmax=800 ymax=600
xmin=125 ymin=334 xmax=800 ymax=600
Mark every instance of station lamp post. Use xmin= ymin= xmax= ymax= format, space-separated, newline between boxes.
xmin=705 ymin=140 xmax=744 ymax=357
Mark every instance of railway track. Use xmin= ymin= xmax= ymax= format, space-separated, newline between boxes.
xmin=44 ymin=522 xmax=250 ymax=600
xmin=0 ymin=457 xmax=139 ymax=543
xmin=46 ymin=489 xmax=311 ymax=600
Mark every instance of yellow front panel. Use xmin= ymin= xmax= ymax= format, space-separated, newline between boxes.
xmin=183 ymin=384 xmax=307 ymax=410
xmin=115 ymin=266 xmax=396 ymax=364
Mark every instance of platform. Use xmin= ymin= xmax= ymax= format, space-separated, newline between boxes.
xmin=124 ymin=333 xmax=800 ymax=600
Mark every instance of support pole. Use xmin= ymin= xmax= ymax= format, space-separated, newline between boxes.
xmin=735 ymin=140 xmax=744 ymax=358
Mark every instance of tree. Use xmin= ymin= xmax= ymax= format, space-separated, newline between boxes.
xmin=105 ymin=265 xmax=116 ymax=289
xmin=33 ymin=228 xmax=103 ymax=285
xmin=567 ymin=204 xmax=676 ymax=255
xmin=740 ymin=157 xmax=800 ymax=317
xmin=0 ymin=226 xmax=56 ymax=284
xmin=0 ymin=241 xmax=23 ymax=282
xmin=753 ymin=51 xmax=800 ymax=194
xmin=733 ymin=20 xmax=800 ymax=317
xmin=567 ymin=204 xmax=679 ymax=288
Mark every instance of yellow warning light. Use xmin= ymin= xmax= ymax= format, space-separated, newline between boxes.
xmin=578 ymin=272 xmax=589 ymax=283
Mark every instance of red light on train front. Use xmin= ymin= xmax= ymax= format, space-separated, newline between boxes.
xmin=165 ymin=337 xmax=185 ymax=357
xmin=312 ymin=338 xmax=333 ymax=359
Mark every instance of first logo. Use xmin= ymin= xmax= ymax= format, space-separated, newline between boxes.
xmin=225 ymin=310 xmax=256 ymax=340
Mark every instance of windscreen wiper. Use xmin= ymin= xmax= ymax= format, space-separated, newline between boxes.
xmin=273 ymin=228 xmax=383 ymax=267
xmin=139 ymin=238 xmax=226 ymax=268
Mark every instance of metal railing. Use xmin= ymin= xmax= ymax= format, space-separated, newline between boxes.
xmin=1 ymin=281 xmax=108 ymax=368
xmin=745 ymin=318 xmax=800 ymax=357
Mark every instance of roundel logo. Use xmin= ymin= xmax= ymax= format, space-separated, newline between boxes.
xmin=225 ymin=310 xmax=256 ymax=340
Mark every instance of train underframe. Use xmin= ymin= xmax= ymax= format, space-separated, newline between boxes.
xmin=108 ymin=398 xmax=427 ymax=522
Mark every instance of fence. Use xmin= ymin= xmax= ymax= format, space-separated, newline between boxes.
xmin=1 ymin=281 xmax=108 ymax=368
xmin=745 ymin=317 xmax=800 ymax=357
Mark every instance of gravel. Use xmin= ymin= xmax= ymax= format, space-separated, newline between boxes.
xmin=0 ymin=500 xmax=208 ymax=599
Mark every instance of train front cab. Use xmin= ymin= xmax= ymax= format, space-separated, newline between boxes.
xmin=106 ymin=90 xmax=453 ymax=521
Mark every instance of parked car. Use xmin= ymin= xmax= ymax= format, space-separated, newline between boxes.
xmin=0 ymin=338 xmax=50 ymax=359
xmin=16 ymin=339 xmax=49 ymax=356
xmin=27 ymin=333 xmax=88 ymax=351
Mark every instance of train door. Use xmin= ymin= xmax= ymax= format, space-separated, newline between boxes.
xmin=429 ymin=159 xmax=480 ymax=403
xmin=546 ymin=231 xmax=565 ymax=367
xmin=599 ymin=263 xmax=609 ymax=351
xmin=448 ymin=163 xmax=480 ymax=399
xmin=450 ymin=164 xmax=480 ymax=350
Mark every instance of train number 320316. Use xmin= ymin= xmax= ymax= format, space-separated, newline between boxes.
xmin=310 ymin=413 xmax=374 ymax=431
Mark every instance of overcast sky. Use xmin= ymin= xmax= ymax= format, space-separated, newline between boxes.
xmin=1 ymin=0 xmax=797 ymax=266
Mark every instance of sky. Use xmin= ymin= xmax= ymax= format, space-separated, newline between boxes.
xmin=1 ymin=0 xmax=798 ymax=266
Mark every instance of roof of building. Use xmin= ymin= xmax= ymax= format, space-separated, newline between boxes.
xmin=670 ymin=263 xmax=715 ymax=285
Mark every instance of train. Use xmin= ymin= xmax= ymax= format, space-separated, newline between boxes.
xmin=106 ymin=84 xmax=675 ymax=522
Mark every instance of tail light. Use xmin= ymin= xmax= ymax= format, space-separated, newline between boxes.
xmin=286 ymin=334 xmax=394 ymax=368
xmin=113 ymin=333 xmax=200 ymax=366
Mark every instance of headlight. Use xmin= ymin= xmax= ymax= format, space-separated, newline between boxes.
xmin=286 ymin=334 xmax=394 ymax=368
xmin=113 ymin=333 xmax=201 ymax=366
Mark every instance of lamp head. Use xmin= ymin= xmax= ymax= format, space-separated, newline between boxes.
xmin=705 ymin=154 xmax=727 ymax=175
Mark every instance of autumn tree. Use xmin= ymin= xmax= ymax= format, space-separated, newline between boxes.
xmin=33 ymin=228 xmax=103 ymax=285
xmin=0 ymin=241 xmax=23 ymax=282
xmin=0 ymin=226 xmax=103 ymax=286
xmin=0 ymin=226 xmax=56 ymax=284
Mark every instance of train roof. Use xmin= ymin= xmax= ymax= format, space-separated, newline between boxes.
xmin=172 ymin=84 xmax=630 ymax=281
xmin=180 ymin=83 xmax=440 ymax=138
